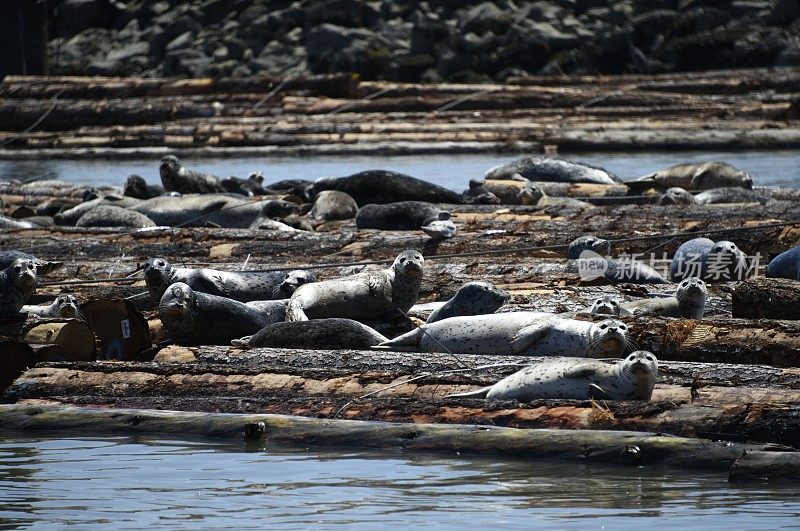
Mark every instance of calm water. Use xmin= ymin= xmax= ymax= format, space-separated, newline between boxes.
xmin=1 ymin=436 xmax=798 ymax=529
xmin=1 ymin=150 xmax=798 ymax=190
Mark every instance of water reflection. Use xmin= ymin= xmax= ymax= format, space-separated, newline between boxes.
xmin=0 ymin=436 xmax=798 ymax=528
xmin=0 ymin=150 xmax=797 ymax=191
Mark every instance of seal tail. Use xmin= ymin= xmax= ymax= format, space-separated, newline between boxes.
xmin=285 ymin=298 xmax=308 ymax=321
xmin=231 ymin=336 xmax=252 ymax=348
xmin=446 ymin=387 xmax=491 ymax=399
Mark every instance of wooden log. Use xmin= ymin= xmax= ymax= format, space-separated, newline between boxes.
xmin=0 ymin=340 xmax=34 ymax=393
xmin=0 ymin=403 xmax=797 ymax=481
xmin=21 ymin=320 xmax=96 ymax=361
xmin=80 ymin=299 xmax=151 ymax=361
xmin=732 ymin=277 xmax=800 ymax=320
xmin=729 ymin=451 xmax=800 ymax=482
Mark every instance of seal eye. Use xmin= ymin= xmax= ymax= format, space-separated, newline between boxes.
xmin=595 ymin=299 xmax=602 ymax=304
xmin=646 ymin=354 xmax=655 ymax=361
xmin=619 ymin=324 xmax=627 ymax=330
xmin=14 ymin=265 xmax=21 ymax=273
xmin=600 ymin=323 xmax=608 ymax=329
xmin=611 ymin=301 xmax=618 ymax=306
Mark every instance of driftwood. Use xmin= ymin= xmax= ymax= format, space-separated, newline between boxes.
xmin=732 ymin=277 xmax=800 ymax=320
xmin=6 ymin=347 xmax=800 ymax=446
xmin=0 ymin=403 xmax=797 ymax=481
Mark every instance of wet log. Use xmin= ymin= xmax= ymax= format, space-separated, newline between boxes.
xmin=0 ymin=403 xmax=797 ymax=481
xmin=732 ymin=277 xmax=800 ymax=320
xmin=729 ymin=451 xmax=800 ymax=482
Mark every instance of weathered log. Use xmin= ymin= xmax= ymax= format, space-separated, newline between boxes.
xmin=732 ymin=277 xmax=800 ymax=320
xmin=0 ymin=403 xmax=797 ymax=481
xmin=80 ymin=299 xmax=151 ymax=361
xmin=21 ymin=320 xmax=96 ymax=361
xmin=729 ymin=451 xmax=800 ymax=482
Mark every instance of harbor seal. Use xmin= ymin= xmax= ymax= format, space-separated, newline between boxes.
xmin=0 ymin=258 xmax=37 ymax=316
xmin=308 ymin=190 xmax=359 ymax=222
xmin=76 ymin=205 xmax=156 ymax=229
xmin=426 ymin=281 xmax=510 ymax=323
xmin=519 ymin=183 xmax=594 ymax=209
xmin=566 ymin=235 xmax=611 ymax=260
xmin=378 ymin=313 xmax=629 ymax=357
xmin=22 ymin=294 xmax=80 ymax=319
xmin=221 ymin=171 xmax=269 ymax=196
xmin=158 ymin=283 xmax=271 ymax=346
xmin=129 ymin=194 xmax=264 ymax=228
xmin=766 ymin=245 xmax=800 ymax=280
xmin=670 ymin=238 xmax=749 ymax=282
xmin=123 ymin=175 xmax=164 ymax=199
xmin=243 ymin=299 xmax=288 ymax=323
xmin=421 ymin=219 xmax=457 ymax=239
xmin=286 ymin=250 xmax=424 ymax=321
xmin=659 ymin=187 xmax=768 ymax=205
xmin=565 ymin=237 xmax=667 ymax=284
xmin=143 ymin=257 xmax=313 ymax=303
xmin=355 ymin=201 xmax=451 ymax=230
xmin=309 ymin=171 xmax=464 ymax=206
xmin=0 ymin=215 xmax=38 ymax=229
xmin=633 ymin=162 xmax=754 ymax=191
xmin=232 ymin=318 xmax=389 ymax=349
xmin=159 ymin=155 xmax=227 ymax=194
xmin=485 ymin=156 xmax=621 ymax=184
xmin=448 ymin=351 xmax=658 ymax=401
xmin=587 ymin=295 xmax=631 ymax=316
xmin=0 ymin=251 xmax=62 ymax=275
xmin=623 ymin=277 xmax=707 ymax=318
xmin=272 ymin=269 xmax=318 ymax=298
xmin=54 ymin=194 xmax=142 ymax=226
xmin=464 ymin=179 xmax=523 ymax=204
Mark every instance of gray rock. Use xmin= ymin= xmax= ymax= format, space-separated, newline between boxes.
xmin=458 ymin=2 xmax=513 ymax=34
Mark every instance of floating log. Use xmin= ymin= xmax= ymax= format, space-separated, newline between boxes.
xmin=0 ymin=403 xmax=796 ymax=481
xmin=732 ymin=277 xmax=800 ymax=320
xmin=81 ymin=299 xmax=151 ymax=361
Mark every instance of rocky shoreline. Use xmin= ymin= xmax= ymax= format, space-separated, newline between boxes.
xmin=48 ymin=0 xmax=800 ymax=82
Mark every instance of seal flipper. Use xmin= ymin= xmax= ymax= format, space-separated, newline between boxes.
xmin=510 ymin=321 xmax=551 ymax=354
xmin=191 ymin=273 xmax=228 ymax=298
xmin=375 ymin=328 xmax=425 ymax=350
xmin=446 ymin=386 xmax=491 ymax=399
xmin=587 ymin=383 xmax=610 ymax=400
xmin=231 ymin=336 xmax=252 ymax=348
xmin=564 ymin=365 xmax=599 ymax=378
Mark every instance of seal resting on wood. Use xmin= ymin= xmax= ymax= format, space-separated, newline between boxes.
xmin=355 ymin=201 xmax=450 ymax=230
xmin=0 ymin=258 xmax=37 ymax=317
xmin=0 ymin=251 xmax=62 ymax=276
xmin=658 ymin=186 xmax=768 ymax=205
xmin=448 ymin=351 xmax=658 ymax=401
xmin=426 ymin=281 xmax=510 ymax=323
xmin=485 ymin=156 xmax=621 ymax=184
xmin=378 ymin=313 xmax=629 ymax=357
xmin=670 ymin=238 xmax=750 ymax=282
xmin=123 ymin=175 xmax=164 ymax=199
xmin=308 ymin=171 xmax=464 ymax=206
xmin=766 ymin=245 xmax=800 ymax=281
xmin=158 ymin=283 xmax=271 ymax=346
xmin=286 ymin=250 xmax=424 ymax=321
xmin=308 ymin=190 xmax=359 ymax=222
xmin=623 ymin=278 xmax=707 ymax=318
xmin=159 ymin=155 xmax=227 ymax=194
xmin=76 ymin=205 xmax=156 ymax=229
xmin=632 ymin=162 xmax=754 ymax=191
xmin=232 ymin=318 xmax=388 ymax=349
xmin=22 ymin=294 xmax=80 ymax=319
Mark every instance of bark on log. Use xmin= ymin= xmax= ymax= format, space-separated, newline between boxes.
xmin=0 ymin=403 xmax=796 ymax=481
xmin=732 ymin=277 xmax=800 ymax=320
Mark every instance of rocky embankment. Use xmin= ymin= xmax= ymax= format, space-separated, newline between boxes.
xmin=48 ymin=0 xmax=800 ymax=81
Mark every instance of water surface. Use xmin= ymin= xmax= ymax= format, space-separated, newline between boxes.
xmin=1 ymin=150 xmax=798 ymax=190
xmin=1 ymin=436 xmax=798 ymax=529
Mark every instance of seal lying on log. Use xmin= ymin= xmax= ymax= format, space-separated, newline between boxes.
xmin=448 ymin=351 xmax=658 ymax=401
xmin=144 ymin=257 xmax=316 ymax=303
xmin=221 ymin=171 xmax=269 ymax=197
xmin=232 ymin=318 xmax=388 ymax=349
xmin=623 ymin=278 xmax=707 ymax=318
xmin=356 ymin=201 xmax=451 ymax=230
xmin=123 ymin=175 xmax=164 ymax=199
xmin=54 ymin=194 xmax=142 ymax=226
xmin=519 ymin=183 xmax=593 ymax=209
xmin=766 ymin=245 xmax=800 ymax=281
xmin=308 ymin=171 xmax=464 ymax=206
xmin=243 ymin=299 xmax=288 ymax=323
xmin=0 ymin=251 xmax=62 ymax=276
xmin=0 ymin=216 xmax=40 ymax=229
xmin=379 ymin=313 xmax=629 ymax=357
xmin=631 ymin=161 xmax=754 ymax=192
xmin=485 ymin=156 xmax=621 ymax=184
xmin=22 ymin=294 xmax=80 ymax=319
xmin=565 ymin=235 xmax=667 ymax=284
xmin=159 ymin=155 xmax=227 ymax=194
xmin=426 ymin=281 xmax=510 ymax=323
xmin=128 ymin=194 xmax=265 ymax=228
xmin=158 ymin=283 xmax=271 ymax=346
xmin=0 ymin=258 xmax=37 ymax=316
xmin=308 ymin=191 xmax=359 ymax=222
xmin=670 ymin=238 xmax=750 ymax=282
xmin=658 ymin=187 xmax=768 ymax=205
xmin=76 ymin=205 xmax=156 ymax=229
xmin=287 ymin=250 xmax=424 ymax=321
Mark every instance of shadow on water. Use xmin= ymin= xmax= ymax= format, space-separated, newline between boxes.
xmin=0 ymin=435 xmax=798 ymax=528
xmin=0 ymin=150 xmax=798 ymax=191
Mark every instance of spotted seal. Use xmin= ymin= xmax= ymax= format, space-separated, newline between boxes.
xmin=659 ymin=186 xmax=768 ymax=205
xmin=272 ymin=270 xmax=318 ymax=299
xmin=159 ymin=155 xmax=227 ymax=194
xmin=309 ymin=171 xmax=464 ymax=206
xmin=766 ymin=245 xmax=800 ymax=280
xmin=426 ymin=281 xmax=510 ymax=323
xmin=124 ymin=175 xmax=164 ymax=199
xmin=378 ymin=313 xmax=629 ymax=357
xmin=448 ymin=351 xmax=658 ymax=401
xmin=565 ymin=236 xmax=666 ymax=284
xmin=0 ymin=215 xmax=39 ymax=229
xmin=158 ymin=283 xmax=271 ymax=345
xmin=0 ymin=251 xmax=62 ymax=276
xmin=221 ymin=171 xmax=269 ymax=196
xmin=421 ymin=219 xmax=457 ymax=239
xmin=623 ymin=278 xmax=707 ymax=318
xmin=518 ymin=183 xmax=593 ymax=209
xmin=566 ymin=235 xmax=611 ymax=260
xmin=0 ymin=258 xmax=37 ymax=316
xmin=485 ymin=156 xmax=621 ymax=184
xmin=355 ymin=201 xmax=451 ymax=230
xmin=54 ymin=194 xmax=142 ymax=226
xmin=633 ymin=162 xmax=754 ymax=191
xmin=286 ymin=250 xmax=424 ymax=321
xmin=670 ymin=238 xmax=749 ymax=282
xmin=232 ymin=318 xmax=388 ymax=350
xmin=587 ymin=295 xmax=631 ymax=316
xmin=22 ymin=294 xmax=80 ymax=319
xmin=308 ymin=190 xmax=359 ymax=222
xmin=143 ymin=257 xmax=315 ymax=304
xmin=76 ymin=205 xmax=156 ymax=229
xmin=243 ymin=299 xmax=288 ymax=323
xmin=129 ymin=194 xmax=265 ymax=228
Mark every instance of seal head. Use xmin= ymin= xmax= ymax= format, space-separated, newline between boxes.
xmin=589 ymin=319 xmax=629 ymax=356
